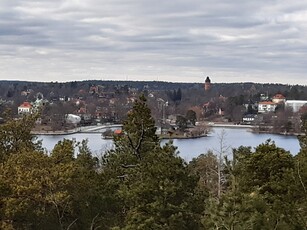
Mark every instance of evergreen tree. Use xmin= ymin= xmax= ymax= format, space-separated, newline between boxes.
xmin=202 ymin=141 xmax=301 ymax=229
xmin=293 ymin=121 xmax=307 ymax=228
xmin=189 ymin=151 xmax=219 ymax=196
xmin=186 ymin=109 xmax=197 ymax=126
xmin=102 ymin=95 xmax=205 ymax=229
xmin=0 ymin=150 xmax=54 ymax=229
xmin=0 ymin=112 xmax=41 ymax=162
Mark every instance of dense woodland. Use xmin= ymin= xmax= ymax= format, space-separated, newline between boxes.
xmin=1 ymin=80 xmax=306 ymax=105
xmin=0 ymin=96 xmax=307 ymax=229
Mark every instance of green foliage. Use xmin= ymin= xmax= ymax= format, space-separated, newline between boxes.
xmin=102 ymin=95 xmax=205 ymax=229
xmin=205 ymin=141 xmax=305 ymax=229
xmin=120 ymin=144 xmax=204 ymax=229
xmin=189 ymin=151 xmax=218 ymax=195
xmin=186 ymin=109 xmax=197 ymax=125
xmin=0 ymin=124 xmax=107 ymax=229
xmin=167 ymin=88 xmax=182 ymax=105
xmin=176 ymin=115 xmax=187 ymax=131
xmin=0 ymin=150 xmax=54 ymax=229
xmin=298 ymin=121 xmax=307 ymax=151
xmin=0 ymin=113 xmax=42 ymax=162
xmin=293 ymin=121 xmax=307 ymax=228
xmin=114 ymin=94 xmax=159 ymax=160
xmin=235 ymin=140 xmax=294 ymax=197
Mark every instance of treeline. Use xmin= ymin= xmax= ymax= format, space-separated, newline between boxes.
xmin=0 ymin=97 xmax=307 ymax=229
xmin=1 ymin=79 xmax=307 ymax=101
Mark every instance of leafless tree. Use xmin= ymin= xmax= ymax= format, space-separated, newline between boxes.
xmin=213 ymin=129 xmax=231 ymax=200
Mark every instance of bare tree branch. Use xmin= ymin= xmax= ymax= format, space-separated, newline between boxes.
xmin=66 ymin=218 xmax=78 ymax=230
xmin=90 ymin=213 xmax=101 ymax=230
xmin=297 ymin=160 xmax=307 ymax=193
xmin=121 ymin=164 xmax=138 ymax=168
xmin=117 ymin=174 xmax=128 ymax=179
xmin=127 ymin=121 xmax=145 ymax=160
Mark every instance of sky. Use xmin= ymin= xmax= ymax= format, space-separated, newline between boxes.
xmin=0 ymin=0 xmax=307 ymax=85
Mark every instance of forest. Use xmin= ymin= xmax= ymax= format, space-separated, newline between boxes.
xmin=0 ymin=95 xmax=307 ymax=229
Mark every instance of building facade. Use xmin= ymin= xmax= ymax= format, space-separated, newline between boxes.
xmin=258 ymin=101 xmax=277 ymax=113
xmin=18 ymin=102 xmax=32 ymax=115
xmin=285 ymin=100 xmax=307 ymax=112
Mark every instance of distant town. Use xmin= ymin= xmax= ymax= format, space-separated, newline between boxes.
xmin=1 ymin=78 xmax=307 ymax=136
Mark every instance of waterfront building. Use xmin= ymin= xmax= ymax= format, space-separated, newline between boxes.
xmin=272 ymin=94 xmax=286 ymax=104
xmin=18 ymin=102 xmax=32 ymax=115
xmin=285 ymin=100 xmax=307 ymax=112
xmin=242 ymin=114 xmax=258 ymax=124
xmin=258 ymin=101 xmax=277 ymax=113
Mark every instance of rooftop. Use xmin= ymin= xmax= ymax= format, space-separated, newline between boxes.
xmin=273 ymin=94 xmax=286 ymax=99
xmin=259 ymin=101 xmax=276 ymax=105
xmin=19 ymin=102 xmax=32 ymax=108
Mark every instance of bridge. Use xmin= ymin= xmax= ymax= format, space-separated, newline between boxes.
xmin=79 ymin=124 xmax=123 ymax=133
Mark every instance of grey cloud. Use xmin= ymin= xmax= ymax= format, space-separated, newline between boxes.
xmin=0 ymin=0 xmax=306 ymax=84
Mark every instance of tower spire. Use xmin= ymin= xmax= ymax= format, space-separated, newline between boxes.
xmin=204 ymin=76 xmax=211 ymax=91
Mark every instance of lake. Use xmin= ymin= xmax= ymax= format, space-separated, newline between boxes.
xmin=38 ymin=127 xmax=301 ymax=162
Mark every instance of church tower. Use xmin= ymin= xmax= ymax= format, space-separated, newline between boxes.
xmin=204 ymin=76 xmax=211 ymax=91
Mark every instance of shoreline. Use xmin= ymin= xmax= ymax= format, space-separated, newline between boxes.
xmin=210 ymin=123 xmax=253 ymax=129
xmin=31 ymin=129 xmax=80 ymax=135
xmin=102 ymin=133 xmax=208 ymax=140
xmin=32 ymin=123 xmax=304 ymax=137
xmin=250 ymin=129 xmax=304 ymax=136
xmin=210 ymin=123 xmax=304 ymax=136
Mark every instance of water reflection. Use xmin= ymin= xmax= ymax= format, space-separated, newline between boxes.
xmin=38 ymin=127 xmax=300 ymax=162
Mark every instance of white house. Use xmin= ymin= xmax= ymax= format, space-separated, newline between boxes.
xmin=272 ymin=94 xmax=286 ymax=104
xmin=258 ymin=101 xmax=277 ymax=113
xmin=18 ymin=102 xmax=32 ymax=115
xmin=285 ymin=100 xmax=307 ymax=112
xmin=242 ymin=114 xmax=257 ymax=124
xmin=65 ymin=114 xmax=81 ymax=125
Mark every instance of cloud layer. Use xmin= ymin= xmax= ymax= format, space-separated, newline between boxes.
xmin=1 ymin=0 xmax=307 ymax=84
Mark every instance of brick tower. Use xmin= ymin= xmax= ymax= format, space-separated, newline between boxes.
xmin=204 ymin=76 xmax=211 ymax=91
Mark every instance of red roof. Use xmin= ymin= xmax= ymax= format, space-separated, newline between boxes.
xmin=273 ymin=94 xmax=285 ymax=99
xmin=19 ymin=102 xmax=32 ymax=108
xmin=259 ymin=101 xmax=276 ymax=105
xmin=114 ymin=129 xmax=122 ymax=135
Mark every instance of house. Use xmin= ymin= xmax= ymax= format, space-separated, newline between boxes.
xmin=242 ymin=114 xmax=257 ymax=124
xmin=59 ymin=96 xmax=71 ymax=102
xmin=218 ymin=108 xmax=224 ymax=116
xmin=258 ymin=101 xmax=277 ymax=113
xmin=65 ymin=114 xmax=81 ymax=125
xmin=260 ymin=93 xmax=269 ymax=101
xmin=21 ymin=91 xmax=29 ymax=96
xmin=89 ymin=85 xmax=99 ymax=94
xmin=77 ymin=107 xmax=87 ymax=114
xmin=18 ymin=102 xmax=32 ymax=115
xmin=272 ymin=94 xmax=286 ymax=104
xmin=166 ymin=115 xmax=177 ymax=125
xmin=285 ymin=100 xmax=307 ymax=112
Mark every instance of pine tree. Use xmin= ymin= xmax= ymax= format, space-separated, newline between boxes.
xmin=293 ymin=121 xmax=307 ymax=228
xmin=114 ymin=94 xmax=159 ymax=160
xmin=0 ymin=112 xmax=42 ymax=162
xmin=102 ymin=95 xmax=206 ymax=229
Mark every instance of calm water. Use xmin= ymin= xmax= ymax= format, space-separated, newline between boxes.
xmin=38 ymin=127 xmax=300 ymax=162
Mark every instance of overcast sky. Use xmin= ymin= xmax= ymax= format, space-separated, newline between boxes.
xmin=1 ymin=0 xmax=307 ymax=85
